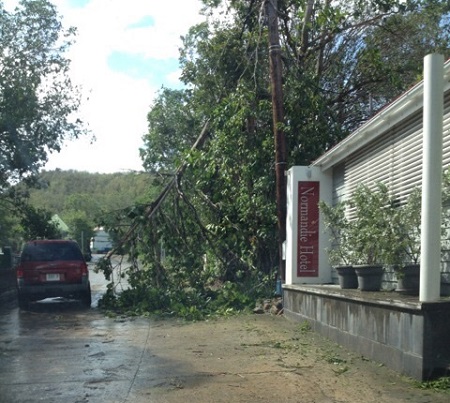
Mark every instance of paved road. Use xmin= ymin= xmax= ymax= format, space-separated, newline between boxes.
xmin=1 ymin=256 xmax=450 ymax=403
xmin=0 ymin=255 xmax=148 ymax=403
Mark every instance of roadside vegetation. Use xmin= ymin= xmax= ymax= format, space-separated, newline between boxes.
xmin=0 ymin=0 xmax=88 ymax=249
xmin=417 ymin=377 xmax=450 ymax=392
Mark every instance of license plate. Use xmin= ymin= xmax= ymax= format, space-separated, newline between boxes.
xmin=46 ymin=273 xmax=60 ymax=281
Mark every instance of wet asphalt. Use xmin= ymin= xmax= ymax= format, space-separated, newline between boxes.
xmin=0 ymin=256 xmax=157 ymax=403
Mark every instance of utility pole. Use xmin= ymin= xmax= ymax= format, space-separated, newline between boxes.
xmin=267 ymin=0 xmax=287 ymax=284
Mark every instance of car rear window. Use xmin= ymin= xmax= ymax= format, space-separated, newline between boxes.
xmin=21 ymin=242 xmax=83 ymax=262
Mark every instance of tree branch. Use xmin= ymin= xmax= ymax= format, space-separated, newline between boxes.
xmin=104 ymin=120 xmax=211 ymax=259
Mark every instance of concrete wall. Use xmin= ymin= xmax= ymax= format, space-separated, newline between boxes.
xmin=283 ymin=284 xmax=450 ymax=380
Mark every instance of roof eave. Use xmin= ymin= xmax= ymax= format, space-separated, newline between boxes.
xmin=312 ymin=60 xmax=450 ymax=171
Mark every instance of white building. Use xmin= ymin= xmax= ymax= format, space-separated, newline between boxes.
xmin=283 ymin=55 xmax=450 ymax=380
xmin=286 ymin=54 xmax=450 ymax=295
xmin=90 ymin=228 xmax=113 ymax=253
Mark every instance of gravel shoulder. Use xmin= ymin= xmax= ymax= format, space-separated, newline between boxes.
xmin=125 ymin=313 xmax=449 ymax=403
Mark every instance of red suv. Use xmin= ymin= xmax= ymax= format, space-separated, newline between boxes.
xmin=16 ymin=240 xmax=92 ymax=309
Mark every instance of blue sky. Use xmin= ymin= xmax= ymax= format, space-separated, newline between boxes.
xmin=107 ymin=52 xmax=182 ymax=86
xmin=67 ymin=0 xmax=89 ymax=8
xmin=3 ymin=0 xmax=206 ymax=173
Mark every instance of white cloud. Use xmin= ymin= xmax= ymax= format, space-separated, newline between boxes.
xmin=47 ymin=70 xmax=151 ymax=173
xmin=41 ymin=0 xmax=205 ymax=173
xmin=166 ymin=68 xmax=184 ymax=87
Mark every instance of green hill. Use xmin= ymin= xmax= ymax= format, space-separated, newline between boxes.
xmin=29 ymin=169 xmax=156 ymax=217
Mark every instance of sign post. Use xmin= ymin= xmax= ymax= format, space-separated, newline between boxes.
xmin=297 ymin=181 xmax=320 ymax=277
xmin=286 ymin=166 xmax=332 ymax=285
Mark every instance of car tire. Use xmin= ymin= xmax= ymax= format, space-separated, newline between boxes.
xmin=18 ymin=294 xmax=29 ymax=310
xmin=81 ymin=284 xmax=92 ymax=308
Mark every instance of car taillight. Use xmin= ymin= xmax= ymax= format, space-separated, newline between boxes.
xmin=16 ymin=267 xmax=23 ymax=278
xmin=81 ymin=263 xmax=89 ymax=276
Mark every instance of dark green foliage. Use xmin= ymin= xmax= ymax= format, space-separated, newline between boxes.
xmin=0 ymin=198 xmax=22 ymax=249
xmin=0 ymin=0 xmax=87 ymax=188
xmin=141 ymin=89 xmax=201 ymax=173
xmin=19 ymin=204 xmax=62 ymax=240
xmin=416 ymin=376 xmax=450 ymax=392
xmin=63 ymin=210 xmax=94 ymax=255
xmin=0 ymin=0 xmax=89 ymax=247
xmin=97 ymin=268 xmax=270 ymax=320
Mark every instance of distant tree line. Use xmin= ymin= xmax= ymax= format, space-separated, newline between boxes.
xmin=0 ymin=170 xmax=155 ymax=253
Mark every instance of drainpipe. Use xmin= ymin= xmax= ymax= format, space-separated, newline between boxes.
xmin=419 ymin=53 xmax=444 ymax=302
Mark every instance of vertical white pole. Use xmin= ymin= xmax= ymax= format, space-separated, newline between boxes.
xmin=419 ymin=54 xmax=444 ymax=302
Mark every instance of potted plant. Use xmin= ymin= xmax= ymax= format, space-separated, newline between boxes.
xmin=346 ymin=183 xmax=393 ymax=291
xmin=390 ymin=187 xmax=422 ymax=295
xmin=321 ymin=183 xmax=415 ymax=291
xmin=319 ymin=200 xmax=358 ymax=289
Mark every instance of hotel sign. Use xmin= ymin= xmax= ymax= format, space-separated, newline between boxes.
xmin=297 ymin=181 xmax=320 ymax=277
